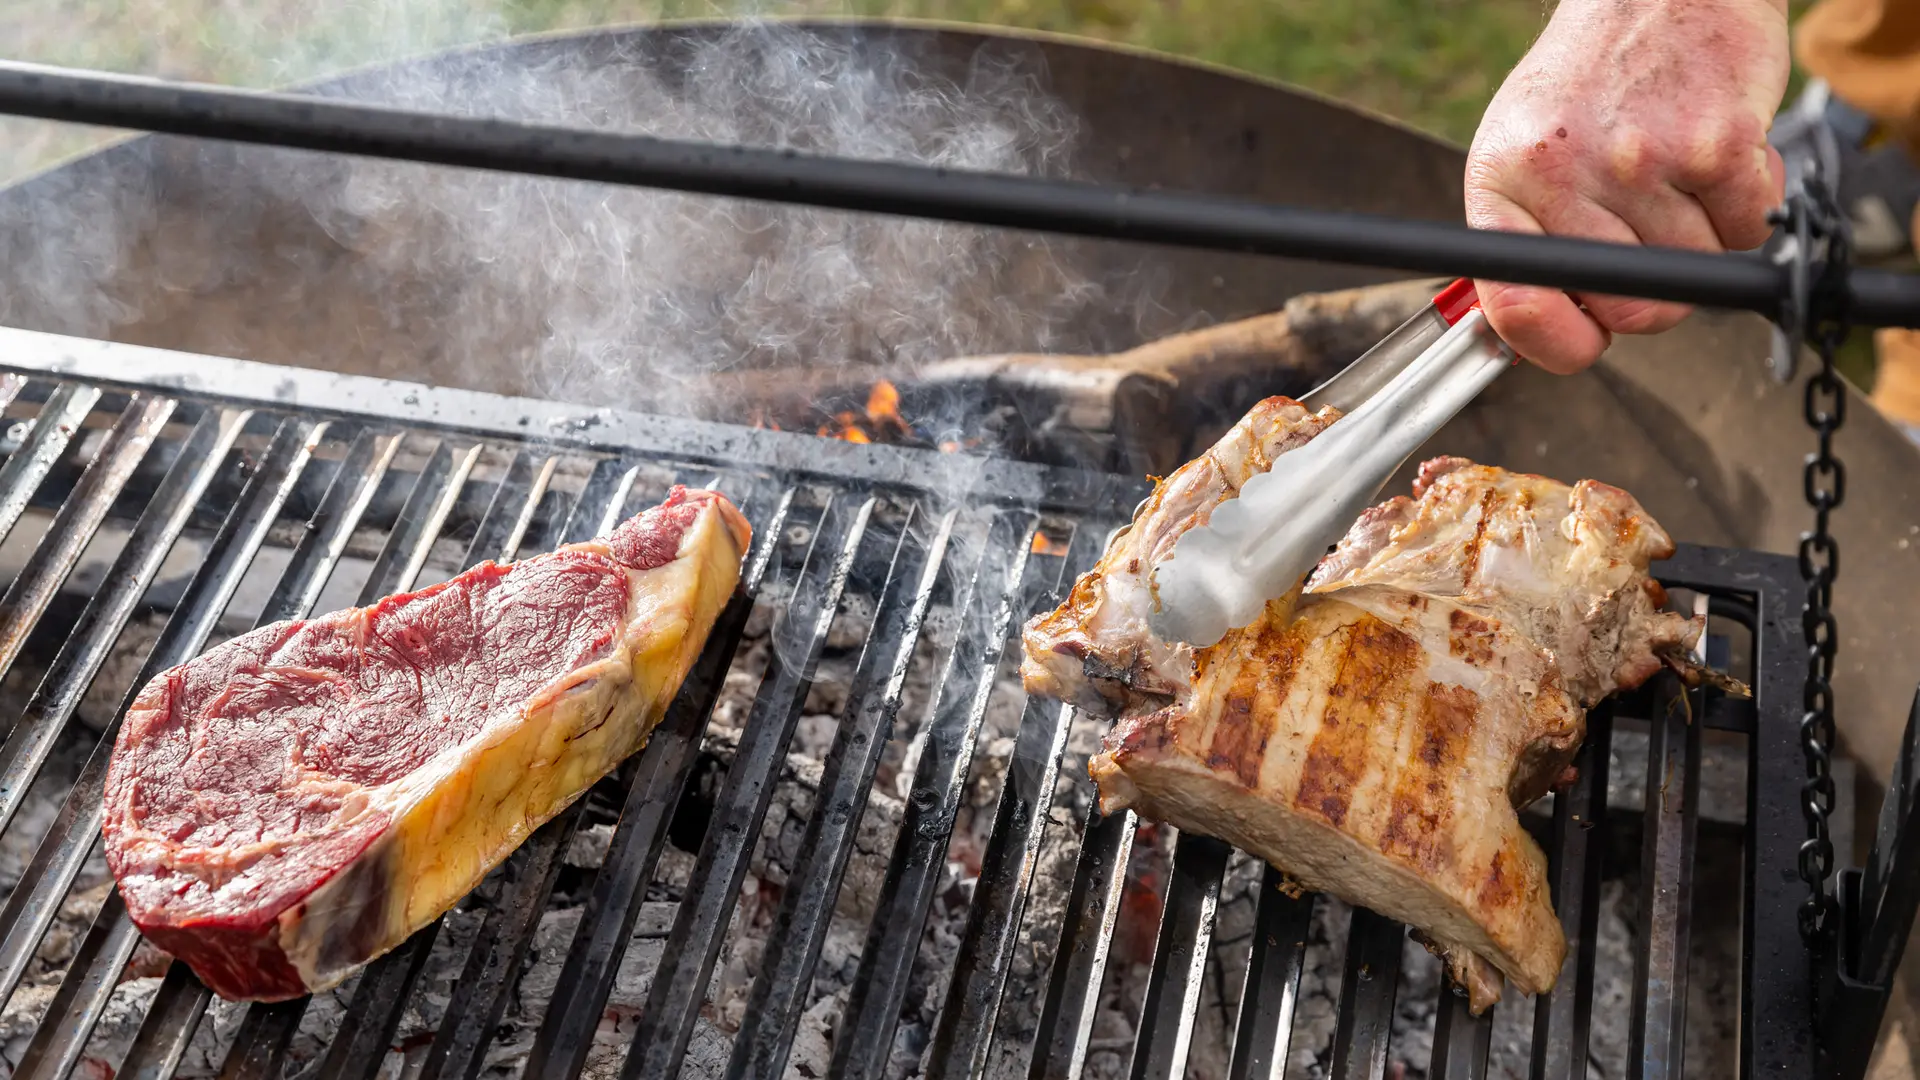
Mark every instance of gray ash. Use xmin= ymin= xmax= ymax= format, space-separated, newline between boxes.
xmin=0 ymin=515 xmax=1745 ymax=1080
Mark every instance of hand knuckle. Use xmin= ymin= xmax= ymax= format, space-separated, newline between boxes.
xmin=1607 ymin=128 xmax=1664 ymax=187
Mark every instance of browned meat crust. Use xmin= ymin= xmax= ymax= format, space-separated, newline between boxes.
xmin=1021 ymin=404 xmax=1700 ymax=1014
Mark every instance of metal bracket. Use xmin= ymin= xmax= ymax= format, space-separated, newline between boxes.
xmin=1818 ymin=686 xmax=1920 ymax=1080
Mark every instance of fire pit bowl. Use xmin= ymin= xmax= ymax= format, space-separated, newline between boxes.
xmin=0 ymin=19 xmax=1916 ymax=1080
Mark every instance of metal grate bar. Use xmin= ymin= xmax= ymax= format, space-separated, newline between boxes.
xmin=1031 ymin=806 xmax=1136 ymax=1080
xmin=419 ymin=458 xmax=651 ymax=1080
xmin=1329 ymin=908 xmax=1406 ymax=1080
xmin=0 ymin=407 xmax=241 ymax=847
xmin=0 ymin=328 xmax=1152 ymax=518
xmin=832 ymin=510 xmax=1042 ymax=1080
xmin=593 ymin=464 xmax=644 ymax=539
xmin=392 ymin=443 xmax=484 ymax=598
xmin=929 ymin=524 xmax=1105 ymax=1080
xmin=315 ymin=446 xmax=572 ymax=1080
xmin=122 ymin=957 xmax=213 ymax=1080
xmin=0 ymin=383 xmax=104 ymax=551
xmin=317 ymin=924 xmax=442 ymax=1079
xmin=215 ymin=999 xmax=308 ymax=1080
xmin=522 ymin=484 xmax=794 ymax=1080
xmin=6 ymin=416 xmax=326 ymax=1078
xmin=929 ymin=694 xmax=1082 ymax=1077
xmin=422 ymin=802 xmax=584 ymax=1080
xmin=11 ymin=886 xmax=143 ymax=1080
xmin=0 ymin=407 xmax=255 ymax=1006
xmin=257 ymin=429 xmax=402 ymax=625
xmin=727 ymin=504 xmax=959 ymax=1080
xmin=624 ymin=491 xmax=878 ymax=1079
xmin=1530 ymin=706 xmax=1614 ymax=1080
xmin=1226 ymin=868 xmax=1315 ymax=1080
xmin=119 ymin=434 xmax=456 ymax=1080
xmin=463 ymin=450 xmax=554 ymax=566
xmin=203 ymin=429 xmax=413 ymax=1080
xmin=1431 ymin=989 xmax=1493 ymax=1080
xmin=1128 ymin=832 xmax=1230 ymax=1080
xmin=0 ymin=394 xmax=175 ymax=683
xmin=1739 ymin=568 xmax=1819 ymax=1079
xmin=1628 ymin=680 xmax=1705 ymax=1076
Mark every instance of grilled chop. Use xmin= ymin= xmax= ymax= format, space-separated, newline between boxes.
xmin=1021 ymin=403 xmax=1698 ymax=1012
xmin=104 ymin=486 xmax=750 ymax=1001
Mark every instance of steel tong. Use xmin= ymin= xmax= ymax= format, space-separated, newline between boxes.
xmin=1147 ymin=279 xmax=1516 ymax=647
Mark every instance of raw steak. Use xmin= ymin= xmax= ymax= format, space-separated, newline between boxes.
xmin=1021 ymin=400 xmax=1700 ymax=1012
xmin=103 ymin=485 xmax=750 ymax=1001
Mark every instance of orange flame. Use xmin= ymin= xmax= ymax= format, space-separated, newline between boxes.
xmin=1031 ymin=532 xmax=1071 ymax=556
xmin=818 ymin=379 xmax=919 ymax=444
xmin=817 ymin=410 xmax=871 ymax=442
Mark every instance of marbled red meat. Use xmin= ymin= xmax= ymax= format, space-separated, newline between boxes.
xmin=104 ymin=486 xmax=749 ymax=1001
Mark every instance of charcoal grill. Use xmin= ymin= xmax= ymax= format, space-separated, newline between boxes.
xmin=0 ymin=325 xmax=1904 ymax=1080
xmin=0 ymin=22 xmax=1918 ymax=1080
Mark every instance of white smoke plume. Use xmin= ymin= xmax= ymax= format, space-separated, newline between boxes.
xmin=0 ymin=8 xmax=1168 ymax=429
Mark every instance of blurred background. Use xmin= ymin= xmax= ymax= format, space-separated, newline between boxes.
xmin=4 ymin=0 xmax=1547 ymax=183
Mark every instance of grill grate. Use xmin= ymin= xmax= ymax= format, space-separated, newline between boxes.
xmin=0 ymin=325 xmax=1826 ymax=1079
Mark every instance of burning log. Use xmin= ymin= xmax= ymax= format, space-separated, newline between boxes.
xmin=910 ymin=276 xmax=1444 ymax=473
xmin=702 ymin=276 xmax=1447 ymax=475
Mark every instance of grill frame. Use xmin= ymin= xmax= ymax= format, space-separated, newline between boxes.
xmin=0 ymin=324 xmax=1894 ymax=1080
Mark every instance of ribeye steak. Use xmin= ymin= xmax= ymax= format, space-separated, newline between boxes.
xmin=103 ymin=486 xmax=750 ymax=1001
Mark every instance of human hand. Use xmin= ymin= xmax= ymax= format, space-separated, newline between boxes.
xmin=1465 ymin=0 xmax=1792 ymax=373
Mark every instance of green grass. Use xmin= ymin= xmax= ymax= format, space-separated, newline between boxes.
xmin=1 ymin=0 xmax=1552 ymax=180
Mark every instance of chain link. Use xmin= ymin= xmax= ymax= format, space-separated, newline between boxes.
xmin=1779 ymin=176 xmax=1852 ymax=942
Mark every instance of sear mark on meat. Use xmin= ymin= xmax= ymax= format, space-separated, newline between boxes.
xmin=1020 ymin=400 xmax=1701 ymax=1013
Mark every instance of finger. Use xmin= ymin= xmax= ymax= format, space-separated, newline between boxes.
xmin=1580 ymin=186 xmax=1723 ymax=334
xmin=1522 ymin=183 xmax=1700 ymax=336
xmin=1465 ymin=191 xmax=1611 ymax=374
xmin=1679 ymin=141 xmax=1786 ymax=251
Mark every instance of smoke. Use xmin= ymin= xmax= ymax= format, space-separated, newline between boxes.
xmin=0 ymin=11 xmax=1163 ymax=431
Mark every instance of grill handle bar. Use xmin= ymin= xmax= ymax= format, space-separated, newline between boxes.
xmin=1 ymin=61 xmax=1917 ymax=328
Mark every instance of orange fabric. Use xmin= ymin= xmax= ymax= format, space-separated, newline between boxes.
xmin=1796 ymin=0 xmax=1920 ymax=137
xmin=1796 ymin=0 xmax=1920 ymax=424
xmin=1867 ymin=200 xmax=1920 ymax=426
xmin=1872 ymin=327 xmax=1920 ymax=423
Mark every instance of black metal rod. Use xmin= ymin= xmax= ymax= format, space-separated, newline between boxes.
xmin=1329 ymin=907 xmax=1406 ymax=1080
xmin=1627 ymin=675 xmax=1702 ymax=1080
xmin=1226 ymin=870 xmax=1315 ymax=1080
xmin=3 ymin=61 xmax=1918 ymax=327
xmin=1128 ymin=833 xmax=1231 ymax=1080
xmin=833 ymin=510 xmax=1040 ymax=1080
xmin=628 ymin=492 xmax=877 ymax=1080
xmin=1030 ymin=805 xmax=1137 ymax=1080
xmin=928 ymin=524 xmax=1100 ymax=1080
xmin=1530 ymin=707 xmax=1614 ymax=1080
xmin=729 ymin=505 xmax=953 ymax=1080
xmin=521 ymin=484 xmax=792 ymax=1080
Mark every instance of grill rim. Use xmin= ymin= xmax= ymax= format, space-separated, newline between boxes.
xmin=0 ymin=326 xmax=1148 ymax=517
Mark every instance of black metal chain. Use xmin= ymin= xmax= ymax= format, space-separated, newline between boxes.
xmin=1773 ymin=175 xmax=1853 ymax=942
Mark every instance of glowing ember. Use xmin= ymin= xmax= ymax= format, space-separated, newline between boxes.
xmin=816 ymin=380 xmax=927 ymax=446
xmin=806 ymin=381 xmax=977 ymax=453
xmin=866 ymin=380 xmax=911 ymax=438
xmin=1030 ymin=532 xmax=1071 ymax=556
